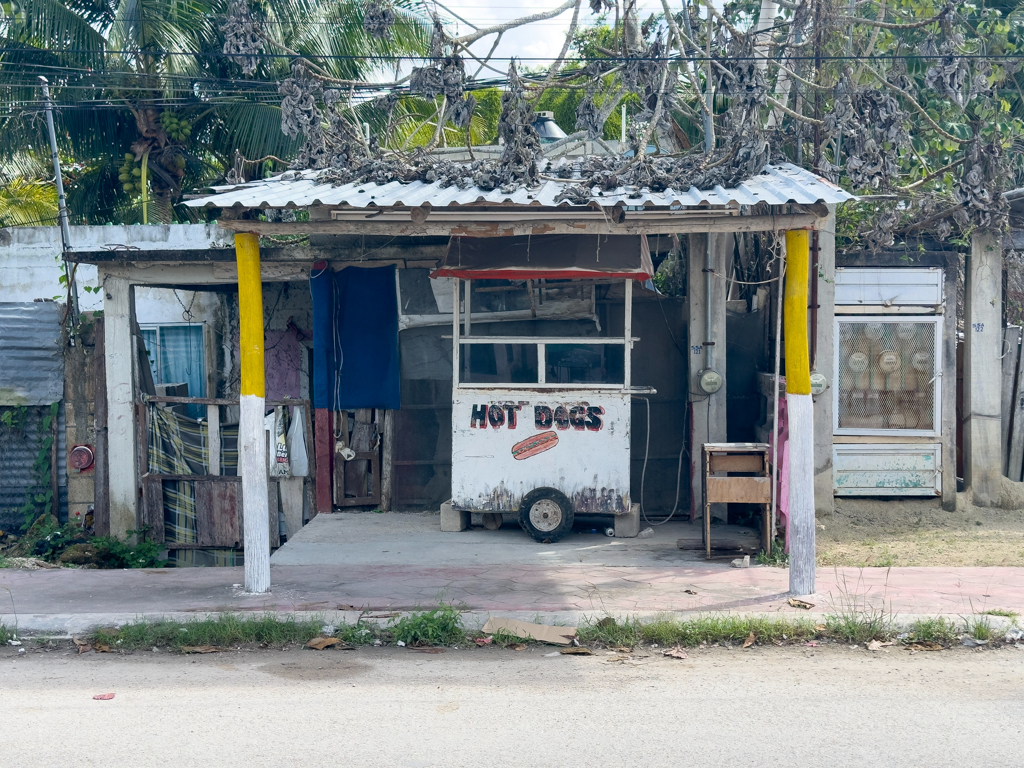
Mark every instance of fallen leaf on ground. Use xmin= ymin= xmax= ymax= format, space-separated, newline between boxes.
xmin=411 ymin=648 xmax=445 ymax=654
xmin=92 ymin=643 xmax=112 ymax=653
xmin=866 ymin=640 xmax=896 ymax=651
xmin=906 ymin=641 xmax=943 ymax=651
xmin=663 ymin=646 xmax=688 ymax=659
xmin=306 ymin=637 xmax=341 ymax=651
xmin=787 ymin=598 xmax=815 ymax=610
xmin=742 ymin=632 xmax=755 ymax=649
xmin=684 ymin=589 xmax=697 ymax=595
xmin=560 ymin=647 xmax=594 ymax=655
xmin=181 ymin=645 xmax=228 ymax=654
xmin=611 ymin=645 xmax=634 ymax=653
xmin=474 ymin=637 xmax=492 ymax=646
xmin=511 ymin=644 xmax=527 ymax=651
xmin=814 ymin=624 xmax=827 ymax=631
xmin=92 ymin=693 xmax=115 ymax=701
xmin=73 ymin=637 xmax=92 ymax=654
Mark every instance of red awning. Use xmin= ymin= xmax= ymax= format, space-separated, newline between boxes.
xmin=431 ymin=234 xmax=654 ymax=281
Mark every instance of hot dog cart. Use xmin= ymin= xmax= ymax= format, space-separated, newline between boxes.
xmin=433 ymin=234 xmax=654 ymax=542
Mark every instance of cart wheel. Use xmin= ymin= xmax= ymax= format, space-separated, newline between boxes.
xmin=518 ymin=488 xmax=574 ymax=543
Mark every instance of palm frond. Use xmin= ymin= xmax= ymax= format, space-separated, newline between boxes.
xmin=0 ymin=176 xmax=58 ymax=227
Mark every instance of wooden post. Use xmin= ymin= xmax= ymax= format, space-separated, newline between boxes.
xmin=964 ymin=229 xmax=1003 ymax=505
xmin=101 ymin=271 xmax=138 ymax=539
xmin=236 ymin=232 xmax=270 ymax=593
xmin=207 ymin=405 xmax=221 ymax=476
xmin=784 ymin=230 xmax=815 ymax=596
xmin=381 ymin=409 xmax=395 ymax=511
xmin=93 ymin=317 xmax=109 ymax=536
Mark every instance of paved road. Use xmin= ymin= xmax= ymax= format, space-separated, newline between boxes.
xmin=2 ymin=643 xmax=1022 ymax=767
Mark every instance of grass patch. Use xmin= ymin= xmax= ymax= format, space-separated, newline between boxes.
xmin=964 ymin=614 xmax=994 ymax=642
xmin=0 ymin=623 xmax=14 ymax=644
xmin=980 ymin=608 xmax=1019 ymax=619
xmin=907 ymin=617 xmax=959 ymax=646
xmin=578 ymin=614 xmax=817 ymax=648
xmin=388 ymin=603 xmax=465 ymax=647
xmin=93 ymin=614 xmax=379 ymax=651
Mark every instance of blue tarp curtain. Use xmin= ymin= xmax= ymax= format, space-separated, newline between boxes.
xmin=310 ymin=264 xmax=400 ymax=411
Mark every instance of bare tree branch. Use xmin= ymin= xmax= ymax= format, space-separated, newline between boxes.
xmin=453 ymin=0 xmax=576 ymax=47
xmin=533 ymin=0 xmax=583 ymax=99
xmin=862 ymin=63 xmax=964 ymax=144
xmin=659 ymin=0 xmax=711 ymax=117
xmin=767 ymin=95 xmax=824 ymax=125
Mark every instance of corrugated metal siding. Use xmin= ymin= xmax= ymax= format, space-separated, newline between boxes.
xmin=0 ymin=404 xmax=68 ymax=531
xmin=187 ymin=163 xmax=855 ymax=211
xmin=0 ymin=301 xmax=65 ymax=406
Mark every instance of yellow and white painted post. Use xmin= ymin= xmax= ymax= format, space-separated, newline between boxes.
xmin=236 ymin=233 xmax=271 ymax=593
xmin=784 ymin=230 xmax=815 ymax=596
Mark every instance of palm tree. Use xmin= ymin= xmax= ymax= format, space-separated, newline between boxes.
xmin=0 ymin=0 xmax=430 ymax=223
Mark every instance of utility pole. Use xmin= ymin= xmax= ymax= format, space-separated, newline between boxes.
xmin=784 ymin=230 xmax=815 ymax=595
xmin=704 ymin=0 xmax=715 ymax=154
xmin=39 ymin=77 xmax=80 ymax=328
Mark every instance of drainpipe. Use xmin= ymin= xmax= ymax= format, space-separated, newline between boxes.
xmin=705 ymin=236 xmax=714 ymax=370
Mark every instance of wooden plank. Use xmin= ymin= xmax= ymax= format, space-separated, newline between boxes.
xmin=337 ymin=451 xmax=380 ymax=507
xmin=708 ymin=453 xmax=766 ymax=474
xmin=303 ymin=405 xmax=317 ymax=520
xmin=145 ymin=395 xmax=310 ymax=407
xmin=207 ymin=404 xmax=220 ymax=476
xmin=314 ymin=408 xmax=333 ymax=514
xmin=706 ymin=476 xmax=772 ymax=504
xmin=346 ymin=409 xmax=373 ymax=500
xmin=195 ymin=479 xmax=241 ymax=548
xmin=268 ymin=480 xmax=281 ymax=548
xmin=219 ymin=212 xmax=824 ymax=237
xmin=279 ymin=477 xmax=304 ymax=539
xmin=142 ymin=478 xmax=165 ymax=543
xmin=1010 ymin=354 xmax=1024 ymax=482
xmin=1002 ymin=326 xmax=1021 ymax=476
xmin=380 ymin=409 xmax=395 ymax=511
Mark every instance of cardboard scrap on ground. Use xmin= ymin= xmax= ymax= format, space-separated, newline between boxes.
xmin=559 ymin=647 xmax=593 ymax=656
xmin=306 ymin=637 xmax=355 ymax=651
xmin=787 ymin=598 xmax=815 ymax=610
xmin=906 ymin=640 xmax=943 ymax=652
xmin=481 ymin=618 xmax=577 ymax=646
xmin=662 ymin=645 xmax=688 ymax=659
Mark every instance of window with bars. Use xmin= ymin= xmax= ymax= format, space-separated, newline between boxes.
xmin=834 ymin=317 xmax=941 ymax=436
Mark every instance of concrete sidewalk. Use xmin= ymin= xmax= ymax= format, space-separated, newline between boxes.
xmin=2 ymin=562 xmax=1023 ymax=633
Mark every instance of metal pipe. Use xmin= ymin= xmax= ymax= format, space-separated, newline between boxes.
xmin=38 ymin=76 xmax=79 ymax=325
xmin=705 ymin=235 xmax=714 ymax=370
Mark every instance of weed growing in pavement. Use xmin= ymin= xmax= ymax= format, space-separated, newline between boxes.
xmin=577 ymin=614 xmax=818 ymax=648
xmin=755 ymin=543 xmax=789 ymax=567
xmin=963 ymin=614 xmax=994 ymax=642
xmin=388 ymin=603 xmax=465 ymax=647
xmin=907 ymin=617 xmax=959 ymax=646
xmin=823 ymin=569 xmax=896 ymax=644
xmin=980 ymin=608 xmax=1019 ymax=619
xmin=0 ymin=623 xmax=13 ymax=644
xmin=92 ymin=614 xmax=374 ymax=650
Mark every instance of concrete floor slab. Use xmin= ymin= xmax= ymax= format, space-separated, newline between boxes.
xmin=270 ymin=511 xmax=754 ymax=567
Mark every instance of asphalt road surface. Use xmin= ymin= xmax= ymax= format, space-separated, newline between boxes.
xmin=2 ymin=642 xmax=1022 ymax=767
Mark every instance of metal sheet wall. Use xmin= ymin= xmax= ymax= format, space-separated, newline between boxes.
xmin=0 ymin=301 xmax=65 ymax=406
xmin=0 ymin=404 xmax=68 ymax=531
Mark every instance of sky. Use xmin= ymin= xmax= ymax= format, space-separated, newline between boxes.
xmin=434 ymin=0 xmax=673 ymax=68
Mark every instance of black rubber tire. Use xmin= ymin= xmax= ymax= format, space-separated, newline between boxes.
xmin=518 ymin=488 xmax=574 ymax=543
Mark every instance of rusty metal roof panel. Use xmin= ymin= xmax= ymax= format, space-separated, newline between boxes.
xmin=187 ymin=162 xmax=855 ymax=211
xmin=0 ymin=301 xmax=65 ymax=406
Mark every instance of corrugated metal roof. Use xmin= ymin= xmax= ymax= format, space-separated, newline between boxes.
xmin=186 ymin=162 xmax=855 ymax=211
xmin=0 ymin=301 xmax=65 ymax=406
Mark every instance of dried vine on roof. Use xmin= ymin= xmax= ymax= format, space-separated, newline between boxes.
xmin=221 ymin=0 xmax=262 ymax=76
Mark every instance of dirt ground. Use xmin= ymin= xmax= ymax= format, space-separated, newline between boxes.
xmin=817 ymin=479 xmax=1024 ymax=567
